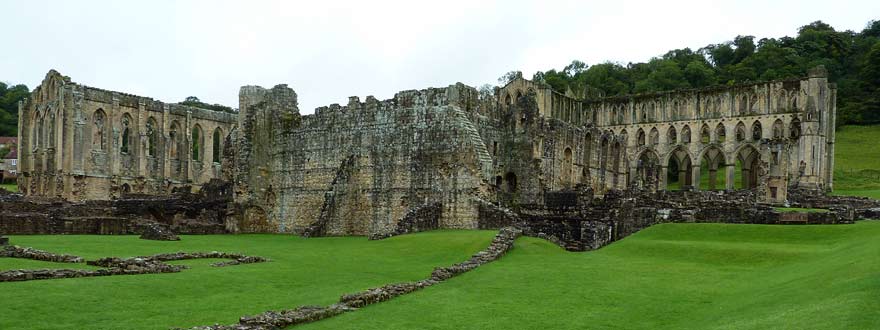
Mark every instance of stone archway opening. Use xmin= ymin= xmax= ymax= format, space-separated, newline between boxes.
xmin=699 ymin=147 xmax=726 ymax=191
xmin=736 ymin=145 xmax=761 ymax=190
xmin=666 ymin=149 xmax=693 ymax=190
xmin=636 ymin=150 xmax=659 ymax=190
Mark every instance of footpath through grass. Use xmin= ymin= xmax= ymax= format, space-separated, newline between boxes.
xmin=302 ymin=222 xmax=880 ymax=330
xmin=0 ymin=231 xmax=497 ymax=330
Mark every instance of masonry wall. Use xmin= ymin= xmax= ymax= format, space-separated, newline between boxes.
xmin=17 ymin=71 xmax=236 ymax=200
xmin=231 ymin=84 xmax=491 ymax=236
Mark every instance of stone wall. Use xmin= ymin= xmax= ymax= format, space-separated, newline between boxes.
xmin=17 ymin=70 xmax=236 ymax=201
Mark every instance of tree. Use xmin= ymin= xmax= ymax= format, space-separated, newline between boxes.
xmin=497 ymin=71 xmax=522 ymax=85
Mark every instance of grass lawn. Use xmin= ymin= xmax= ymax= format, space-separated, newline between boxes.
xmin=0 ymin=231 xmax=497 ymax=330
xmin=0 ymin=183 xmax=17 ymax=192
xmin=833 ymin=125 xmax=880 ymax=192
xmin=774 ymin=207 xmax=830 ymax=213
xmin=302 ymin=222 xmax=880 ymax=330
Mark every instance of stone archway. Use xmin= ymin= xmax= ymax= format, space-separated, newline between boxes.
xmin=699 ymin=146 xmax=726 ymax=191
xmin=736 ymin=145 xmax=761 ymax=190
xmin=666 ymin=147 xmax=693 ymax=190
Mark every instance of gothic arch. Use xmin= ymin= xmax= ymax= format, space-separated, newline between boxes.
xmin=772 ymin=119 xmax=784 ymax=139
xmin=714 ymin=123 xmax=726 ymax=143
xmin=735 ymin=121 xmax=746 ymax=142
xmin=635 ymin=149 xmax=660 ymax=190
xmin=735 ymin=144 xmax=761 ymax=190
xmin=191 ymin=124 xmax=204 ymax=161
xmin=681 ymin=125 xmax=691 ymax=144
xmin=698 ymin=145 xmax=727 ymax=191
xmin=212 ymin=127 xmax=223 ymax=164
xmin=752 ymin=120 xmax=763 ymax=140
xmin=667 ymin=126 xmax=678 ymax=144
xmin=637 ymin=128 xmax=646 ymax=147
xmin=700 ymin=124 xmax=711 ymax=144
xmin=146 ymin=117 xmax=159 ymax=157
xmin=120 ymin=113 xmax=133 ymax=154
xmin=92 ymin=109 xmax=107 ymax=152
xmin=665 ymin=145 xmax=694 ymax=190
xmin=649 ymin=127 xmax=660 ymax=146
xmin=789 ymin=117 xmax=801 ymax=139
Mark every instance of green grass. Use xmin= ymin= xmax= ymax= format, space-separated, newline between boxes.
xmin=0 ymin=183 xmax=17 ymax=192
xmin=834 ymin=125 xmax=880 ymax=191
xmin=774 ymin=207 xmax=830 ymax=213
xmin=0 ymin=231 xmax=497 ymax=330
xmin=301 ymin=222 xmax=880 ymax=330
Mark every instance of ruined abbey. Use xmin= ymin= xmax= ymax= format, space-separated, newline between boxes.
xmin=13 ymin=66 xmax=841 ymax=239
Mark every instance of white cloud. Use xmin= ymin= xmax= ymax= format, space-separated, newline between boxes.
xmin=2 ymin=0 xmax=877 ymax=113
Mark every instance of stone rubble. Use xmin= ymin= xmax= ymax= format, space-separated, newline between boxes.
xmin=140 ymin=222 xmax=181 ymax=241
xmin=181 ymin=227 xmax=522 ymax=330
xmin=0 ymin=248 xmax=268 ymax=283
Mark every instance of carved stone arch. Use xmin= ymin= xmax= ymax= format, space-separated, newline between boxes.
xmin=789 ymin=117 xmax=801 ymax=139
xmin=700 ymin=123 xmax=711 ymax=144
xmin=637 ymin=128 xmax=646 ymax=147
xmin=735 ymin=121 xmax=746 ymax=142
xmin=583 ymin=132 xmax=593 ymax=168
xmin=120 ymin=113 xmax=134 ymax=154
xmin=169 ymin=120 xmax=182 ymax=161
xmin=678 ymin=125 xmax=690 ymax=144
xmin=649 ymin=127 xmax=660 ymax=146
xmin=145 ymin=117 xmax=159 ymax=157
xmin=698 ymin=145 xmax=727 ymax=190
xmin=734 ymin=144 xmax=761 ymax=189
xmin=562 ymin=146 xmax=573 ymax=188
xmin=664 ymin=145 xmax=694 ymax=190
xmin=92 ymin=109 xmax=108 ymax=151
xmin=749 ymin=94 xmax=758 ymax=113
xmin=714 ymin=123 xmax=726 ymax=143
xmin=772 ymin=119 xmax=784 ymax=139
xmin=752 ymin=120 xmax=763 ymax=140
xmin=212 ymin=127 xmax=223 ymax=164
xmin=667 ymin=126 xmax=678 ymax=144
xmin=789 ymin=91 xmax=798 ymax=110
xmin=191 ymin=124 xmax=204 ymax=161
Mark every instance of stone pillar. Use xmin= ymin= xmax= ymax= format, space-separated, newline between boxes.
xmin=658 ymin=165 xmax=667 ymax=191
xmin=691 ymin=165 xmax=701 ymax=191
xmin=725 ymin=164 xmax=735 ymax=190
xmin=708 ymin=167 xmax=717 ymax=190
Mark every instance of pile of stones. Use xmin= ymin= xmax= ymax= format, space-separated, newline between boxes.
xmin=1 ymin=245 xmax=83 ymax=263
xmin=0 ymin=235 xmax=8 ymax=246
xmin=183 ymin=227 xmax=522 ymax=330
xmin=139 ymin=222 xmax=181 ymax=241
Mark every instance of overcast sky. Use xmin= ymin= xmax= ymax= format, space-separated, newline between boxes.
xmin=2 ymin=0 xmax=877 ymax=113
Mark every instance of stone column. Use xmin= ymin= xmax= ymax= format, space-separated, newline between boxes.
xmin=658 ymin=165 xmax=667 ymax=191
xmin=726 ymin=164 xmax=735 ymax=190
xmin=691 ymin=165 xmax=701 ymax=191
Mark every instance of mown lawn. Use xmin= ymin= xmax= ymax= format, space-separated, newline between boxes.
xmin=0 ymin=231 xmax=497 ymax=330
xmin=302 ymin=221 xmax=880 ymax=330
xmin=834 ymin=125 xmax=880 ymax=192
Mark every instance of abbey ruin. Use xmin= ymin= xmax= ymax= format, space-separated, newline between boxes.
xmin=9 ymin=66 xmax=850 ymax=242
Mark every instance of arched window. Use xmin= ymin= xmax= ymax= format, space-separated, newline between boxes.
xmin=637 ymin=129 xmax=646 ymax=147
xmin=192 ymin=124 xmax=203 ymax=161
xmin=700 ymin=124 xmax=711 ymax=144
xmin=668 ymin=126 xmax=677 ymax=144
xmin=715 ymin=123 xmax=726 ymax=143
xmin=681 ymin=125 xmax=691 ymax=144
xmin=169 ymin=121 xmax=181 ymax=160
xmin=649 ymin=127 xmax=660 ymax=146
xmin=753 ymin=121 xmax=763 ymax=140
xmin=120 ymin=114 xmax=132 ymax=154
xmin=212 ymin=128 xmax=222 ymax=164
xmin=735 ymin=122 xmax=746 ymax=142
xmin=772 ymin=119 xmax=784 ymax=139
xmin=93 ymin=109 xmax=107 ymax=151
xmin=789 ymin=118 xmax=801 ymax=139
xmin=146 ymin=117 xmax=158 ymax=157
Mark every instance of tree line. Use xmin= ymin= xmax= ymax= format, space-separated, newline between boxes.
xmin=514 ymin=20 xmax=880 ymax=126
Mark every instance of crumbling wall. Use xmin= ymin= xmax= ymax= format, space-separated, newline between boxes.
xmin=232 ymin=84 xmax=489 ymax=237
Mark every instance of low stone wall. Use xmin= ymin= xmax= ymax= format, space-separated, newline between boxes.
xmin=0 ymin=248 xmax=269 ymax=283
xmin=183 ymin=227 xmax=522 ymax=330
xmin=0 ymin=245 xmax=84 ymax=263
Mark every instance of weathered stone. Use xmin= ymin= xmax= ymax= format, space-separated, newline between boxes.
xmin=139 ymin=222 xmax=180 ymax=241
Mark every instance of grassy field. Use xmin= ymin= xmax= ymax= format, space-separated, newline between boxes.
xmin=3 ymin=223 xmax=879 ymax=330
xmin=0 ymin=231 xmax=496 ymax=330
xmin=0 ymin=183 xmax=17 ymax=192
xmin=302 ymin=222 xmax=880 ymax=330
xmin=833 ymin=125 xmax=880 ymax=197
